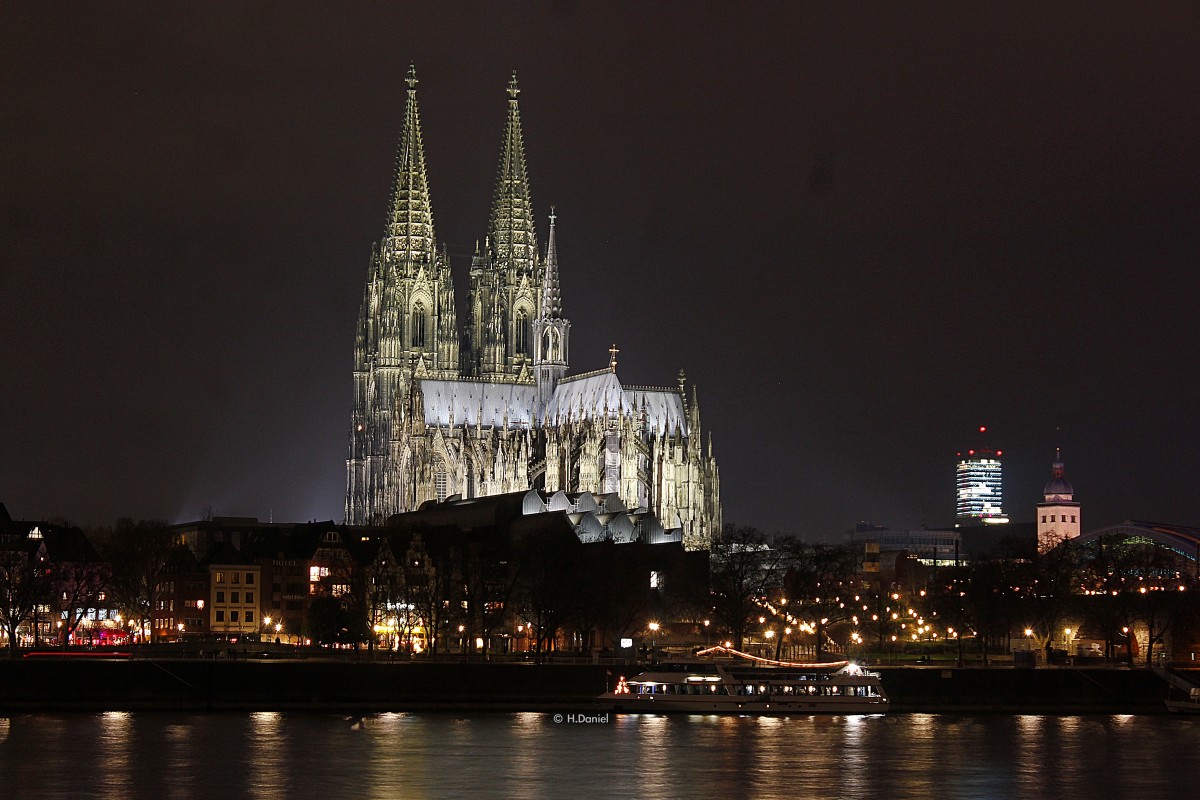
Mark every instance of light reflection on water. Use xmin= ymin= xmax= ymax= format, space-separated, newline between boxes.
xmin=1 ymin=712 xmax=1199 ymax=800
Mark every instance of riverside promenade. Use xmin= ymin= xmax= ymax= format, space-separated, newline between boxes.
xmin=0 ymin=650 xmax=1176 ymax=714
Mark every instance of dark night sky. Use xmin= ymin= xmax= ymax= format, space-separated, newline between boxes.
xmin=3 ymin=3 xmax=1198 ymax=539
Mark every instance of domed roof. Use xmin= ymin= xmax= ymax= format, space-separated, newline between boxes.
xmin=1043 ymin=448 xmax=1074 ymax=499
xmin=1043 ymin=476 xmax=1074 ymax=498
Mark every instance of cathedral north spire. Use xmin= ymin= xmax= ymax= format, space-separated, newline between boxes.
xmin=384 ymin=63 xmax=436 ymax=269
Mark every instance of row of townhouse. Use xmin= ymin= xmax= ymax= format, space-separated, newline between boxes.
xmin=0 ymin=504 xmax=117 ymax=647
xmin=159 ymin=519 xmax=376 ymax=642
xmin=5 ymin=493 xmax=705 ymax=650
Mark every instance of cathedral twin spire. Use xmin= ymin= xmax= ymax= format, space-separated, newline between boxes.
xmin=383 ymin=65 xmax=436 ymax=270
xmin=488 ymin=72 xmax=538 ymax=275
xmin=350 ymin=69 xmax=719 ymax=545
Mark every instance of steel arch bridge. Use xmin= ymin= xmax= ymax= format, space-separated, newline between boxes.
xmin=1072 ymin=521 xmax=1200 ymax=566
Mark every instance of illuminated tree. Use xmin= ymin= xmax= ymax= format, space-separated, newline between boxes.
xmin=96 ymin=519 xmax=173 ymax=643
xmin=0 ymin=539 xmax=49 ymax=656
xmin=49 ymin=559 xmax=109 ymax=647
xmin=709 ymin=526 xmax=783 ymax=651
xmin=779 ymin=541 xmax=860 ymax=662
xmin=403 ymin=533 xmax=456 ymax=655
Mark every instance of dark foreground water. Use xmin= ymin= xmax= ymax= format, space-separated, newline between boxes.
xmin=2 ymin=712 xmax=1198 ymax=799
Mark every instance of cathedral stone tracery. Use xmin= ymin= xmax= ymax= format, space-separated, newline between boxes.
xmin=345 ymin=67 xmax=721 ymax=550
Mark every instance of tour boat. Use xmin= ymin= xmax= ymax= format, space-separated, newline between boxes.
xmin=600 ymin=652 xmax=889 ymax=715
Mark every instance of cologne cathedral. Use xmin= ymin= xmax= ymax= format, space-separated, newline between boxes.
xmin=345 ymin=68 xmax=721 ymax=550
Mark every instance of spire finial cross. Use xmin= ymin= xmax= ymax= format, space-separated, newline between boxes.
xmin=549 ymin=205 xmax=556 ymax=226
xmin=406 ymin=64 xmax=418 ymax=91
xmin=608 ymin=344 xmax=620 ymax=371
xmin=507 ymin=71 xmax=520 ymax=100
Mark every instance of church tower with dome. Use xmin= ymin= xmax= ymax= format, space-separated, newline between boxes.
xmin=344 ymin=68 xmax=721 ymax=550
xmin=1036 ymin=448 xmax=1080 ymax=553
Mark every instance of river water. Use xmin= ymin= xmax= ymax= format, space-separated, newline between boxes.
xmin=1 ymin=712 xmax=1196 ymax=799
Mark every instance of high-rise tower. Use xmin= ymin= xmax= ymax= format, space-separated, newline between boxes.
xmin=1037 ymin=448 xmax=1080 ymax=552
xmin=955 ymin=426 xmax=1007 ymax=526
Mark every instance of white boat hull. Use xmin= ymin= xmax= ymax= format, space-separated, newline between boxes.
xmin=603 ymin=694 xmax=888 ymax=715
xmin=600 ymin=663 xmax=890 ymax=715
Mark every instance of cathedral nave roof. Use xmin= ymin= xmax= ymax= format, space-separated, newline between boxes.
xmin=542 ymin=371 xmax=687 ymax=435
xmin=420 ymin=380 xmax=537 ymax=429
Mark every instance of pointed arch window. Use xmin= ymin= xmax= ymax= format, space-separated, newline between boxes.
xmin=433 ymin=461 xmax=448 ymax=503
xmin=515 ymin=309 xmax=531 ymax=357
xmin=411 ymin=303 xmax=427 ymax=348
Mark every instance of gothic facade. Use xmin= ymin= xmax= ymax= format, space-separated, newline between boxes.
xmin=345 ymin=68 xmax=720 ymax=550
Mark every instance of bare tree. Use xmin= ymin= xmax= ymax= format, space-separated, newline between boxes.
xmin=50 ymin=560 xmax=109 ymax=647
xmin=512 ymin=525 xmax=581 ymax=658
xmin=0 ymin=539 xmax=49 ymax=656
xmin=98 ymin=519 xmax=173 ymax=642
xmin=780 ymin=541 xmax=861 ymax=662
xmin=709 ymin=526 xmax=783 ymax=651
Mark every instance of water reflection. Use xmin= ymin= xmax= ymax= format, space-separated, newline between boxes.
xmin=96 ymin=711 xmax=132 ymax=799
xmin=247 ymin=712 xmax=284 ymax=800
xmin=2 ymin=713 xmax=1199 ymax=800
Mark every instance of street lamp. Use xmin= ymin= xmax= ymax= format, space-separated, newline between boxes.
xmin=648 ymin=622 xmax=660 ymax=661
xmin=765 ymin=628 xmax=780 ymax=660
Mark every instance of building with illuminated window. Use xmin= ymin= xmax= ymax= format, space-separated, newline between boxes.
xmin=955 ymin=427 xmax=1007 ymax=526
xmin=1037 ymin=448 xmax=1080 ymax=553
xmin=344 ymin=68 xmax=720 ymax=550
xmin=205 ymin=543 xmax=261 ymax=638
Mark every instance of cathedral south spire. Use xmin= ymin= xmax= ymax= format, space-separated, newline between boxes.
xmin=384 ymin=64 xmax=436 ymax=269
xmin=488 ymin=71 xmax=538 ymax=274
xmin=465 ymin=72 xmax=541 ymax=381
